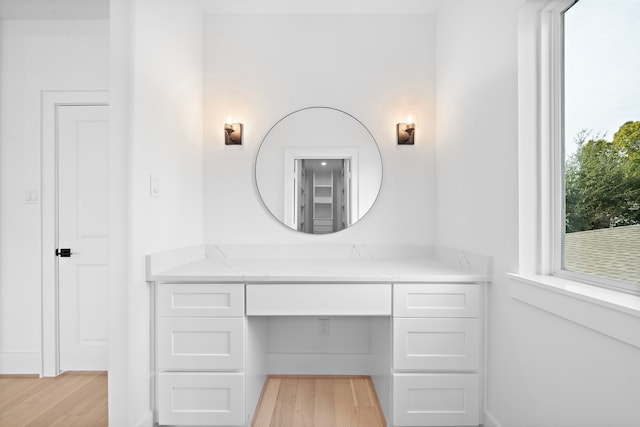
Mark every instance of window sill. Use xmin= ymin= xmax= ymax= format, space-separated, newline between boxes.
xmin=507 ymin=273 xmax=640 ymax=348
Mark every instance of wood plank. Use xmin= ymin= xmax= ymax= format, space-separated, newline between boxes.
xmin=291 ymin=376 xmax=315 ymax=427
xmin=365 ymin=377 xmax=387 ymax=427
xmin=253 ymin=375 xmax=385 ymax=427
xmin=26 ymin=374 xmax=105 ymax=425
xmin=350 ymin=378 xmax=374 ymax=407
xmin=355 ymin=406 xmax=386 ymax=427
xmin=0 ymin=377 xmax=44 ymax=411
xmin=0 ymin=371 xmax=107 ymax=427
xmin=270 ymin=378 xmax=298 ymax=427
xmin=252 ymin=377 xmax=281 ymax=427
xmin=313 ymin=378 xmax=337 ymax=427
xmin=4 ymin=375 xmax=89 ymax=426
xmin=333 ymin=378 xmax=356 ymax=427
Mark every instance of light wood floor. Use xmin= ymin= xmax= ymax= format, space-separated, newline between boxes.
xmin=252 ymin=375 xmax=386 ymax=427
xmin=0 ymin=371 xmax=107 ymax=427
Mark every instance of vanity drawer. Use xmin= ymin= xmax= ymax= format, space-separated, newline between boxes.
xmin=393 ymin=373 xmax=479 ymax=426
xmin=157 ymin=372 xmax=245 ymax=426
xmin=157 ymin=283 xmax=244 ymax=317
xmin=158 ymin=317 xmax=244 ymax=370
xmin=246 ymin=284 xmax=391 ymax=316
xmin=394 ymin=284 xmax=479 ymax=318
xmin=393 ymin=318 xmax=479 ymax=371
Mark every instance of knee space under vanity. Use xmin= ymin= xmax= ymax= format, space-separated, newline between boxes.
xmin=248 ymin=316 xmax=392 ymax=374
xmin=246 ymin=315 xmax=393 ymax=425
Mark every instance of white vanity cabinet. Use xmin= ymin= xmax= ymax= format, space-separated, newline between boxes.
xmin=392 ymin=284 xmax=481 ymax=426
xmin=151 ymin=282 xmax=484 ymax=427
xmin=155 ymin=283 xmax=246 ymax=426
xmin=147 ymin=246 xmax=488 ymax=427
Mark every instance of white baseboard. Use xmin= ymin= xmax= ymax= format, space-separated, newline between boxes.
xmin=267 ymin=353 xmax=374 ymax=375
xmin=484 ymin=410 xmax=502 ymax=427
xmin=0 ymin=352 xmax=40 ymax=374
xmin=135 ymin=410 xmax=154 ymax=427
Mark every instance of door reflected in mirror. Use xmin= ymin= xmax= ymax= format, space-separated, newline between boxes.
xmin=293 ymin=158 xmax=352 ymax=234
xmin=255 ymin=107 xmax=382 ymax=234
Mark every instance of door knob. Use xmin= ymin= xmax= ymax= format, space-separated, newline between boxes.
xmin=56 ymin=248 xmax=72 ymax=257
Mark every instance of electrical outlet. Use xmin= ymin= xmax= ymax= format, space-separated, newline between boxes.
xmin=318 ymin=318 xmax=330 ymax=336
xmin=25 ymin=190 xmax=38 ymax=204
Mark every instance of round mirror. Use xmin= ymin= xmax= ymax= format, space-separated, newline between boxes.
xmin=256 ymin=107 xmax=383 ymax=234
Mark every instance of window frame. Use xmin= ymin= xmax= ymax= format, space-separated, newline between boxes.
xmin=541 ymin=0 xmax=640 ymax=295
xmin=511 ymin=0 xmax=640 ymax=349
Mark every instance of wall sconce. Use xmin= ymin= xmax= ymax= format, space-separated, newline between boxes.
xmin=397 ymin=116 xmax=415 ymax=145
xmin=224 ymin=116 xmax=243 ymax=145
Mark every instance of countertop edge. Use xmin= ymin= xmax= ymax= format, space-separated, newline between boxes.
xmin=145 ymin=245 xmax=492 ymax=284
xmin=146 ymin=272 xmax=489 ymax=284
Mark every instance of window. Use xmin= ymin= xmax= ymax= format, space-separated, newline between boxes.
xmin=511 ymin=0 xmax=640 ymax=346
xmin=560 ymin=0 xmax=640 ymax=291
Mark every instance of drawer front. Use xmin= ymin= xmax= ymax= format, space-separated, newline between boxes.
xmin=158 ymin=318 xmax=244 ymax=370
xmin=394 ymin=318 xmax=479 ymax=371
xmin=158 ymin=372 xmax=245 ymax=426
xmin=157 ymin=283 xmax=244 ymax=317
xmin=393 ymin=373 xmax=479 ymax=426
xmin=246 ymin=284 xmax=391 ymax=316
xmin=394 ymin=284 xmax=479 ymax=318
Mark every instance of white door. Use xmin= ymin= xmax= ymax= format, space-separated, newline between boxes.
xmin=57 ymin=105 xmax=109 ymax=371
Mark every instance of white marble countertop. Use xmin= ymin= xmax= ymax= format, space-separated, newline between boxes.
xmin=146 ymin=245 xmax=491 ymax=284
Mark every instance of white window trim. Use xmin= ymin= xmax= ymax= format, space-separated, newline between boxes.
xmin=551 ymin=0 xmax=640 ymax=295
xmin=512 ymin=0 xmax=640 ymax=348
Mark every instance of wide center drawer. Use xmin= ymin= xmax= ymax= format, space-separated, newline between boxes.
xmin=246 ymin=284 xmax=392 ymax=316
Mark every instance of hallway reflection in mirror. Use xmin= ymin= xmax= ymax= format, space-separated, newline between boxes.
xmin=292 ymin=158 xmax=353 ymax=234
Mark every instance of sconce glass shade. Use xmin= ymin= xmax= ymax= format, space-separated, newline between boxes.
xmin=224 ymin=122 xmax=243 ymax=145
xmin=397 ymin=122 xmax=415 ymax=145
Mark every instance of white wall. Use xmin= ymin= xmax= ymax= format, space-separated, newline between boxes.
xmin=203 ymin=13 xmax=436 ymax=245
xmin=0 ymin=19 xmax=109 ymax=373
xmin=108 ymin=0 xmax=132 ymax=424
xmin=435 ymin=1 xmax=640 ymax=425
xmin=114 ymin=0 xmax=205 ymax=425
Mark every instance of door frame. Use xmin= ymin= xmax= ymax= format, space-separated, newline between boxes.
xmin=283 ymin=147 xmax=359 ymax=230
xmin=41 ymin=90 xmax=109 ymax=376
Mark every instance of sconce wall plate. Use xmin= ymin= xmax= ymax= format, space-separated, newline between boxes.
xmin=224 ymin=122 xmax=243 ymax=145
xmin=397 ymin=122 xmax=415 ymax=145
